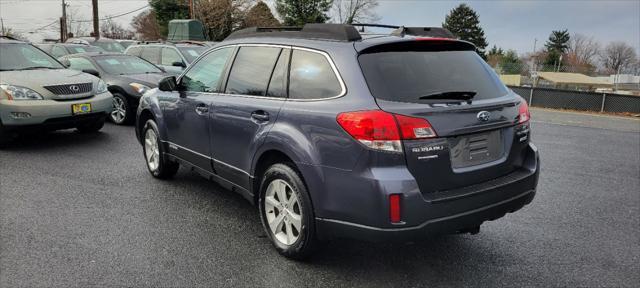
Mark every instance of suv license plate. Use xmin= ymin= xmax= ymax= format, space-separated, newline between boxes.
xmin=72 ymin=103 xmax=92 ymax=115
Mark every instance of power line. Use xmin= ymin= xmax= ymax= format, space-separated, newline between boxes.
xmin=68 ymin=4 xmax=149 ymax=23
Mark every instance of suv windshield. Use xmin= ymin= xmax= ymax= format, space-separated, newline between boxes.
xmin=359 ymin=50 xmax=508 ymax=103
xmin=0 ymin=43 xmax=64 ymax=71
xmin=94 ymin=55 xmax=162 ymax=75
xmin=178 ymin=46 xmax=207 ymax=63
xmin=93 ymin=41 xmax=125 ymax=53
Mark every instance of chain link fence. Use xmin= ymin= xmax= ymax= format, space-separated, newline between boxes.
xmin=508 ymin=86 xmax=640 ymax=114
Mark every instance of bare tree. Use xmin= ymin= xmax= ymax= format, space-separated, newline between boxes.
xmin=600 ymin=41 xmax=638 ymax=74
xmin=66 ymin=7 xmax=90 ymax=37
xmin=565 ymin=34 xmax=600 ymax=74
xmin=131 ymin=10 xmax=162 ymax=41
xmin=101 ymin=17 xmax=134 ymax=39
xmin=333 ymin=0 xmax=379 ymax=24
xmin=568 ymin=34 xmax=600 ymax=66
xmin=196 ymin=0 xmax=253 ymax=41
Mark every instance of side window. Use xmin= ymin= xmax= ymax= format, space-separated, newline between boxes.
xmin=289 ymin=50 xmax=342 ymax=99
xmin=126 ymin=46 xmax=142 ymax=56
xmin=68 ymin=58 xmax=97 ymax=71
xmin=140 ymin=47 xmax=159 ymax=64
xmin=266 ymin=49 xmax=290 ymax=98
xmin=225 ymin=46 xmax=281 ymax=96
xmin=181 ymin=47 xmax=233 ymax=93
xmin=161 ymin=48 xmax=182 ymax=66
xmin=51 ymin=46 xmax=67 ymax=58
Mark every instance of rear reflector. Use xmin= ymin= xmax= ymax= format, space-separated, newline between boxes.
xmin=389 ymin=194 xmax=402 ymax=223
xmin=336 ymin=110 xmax=437 ymax=152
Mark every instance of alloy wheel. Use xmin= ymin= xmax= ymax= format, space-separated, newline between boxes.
xmin=110 ymin=97 xmax=126 ymax=124
xmin=264 ymin=179 xmax=302 ymax=246
xmin=144 ymin=128 xmax=160 ymax=172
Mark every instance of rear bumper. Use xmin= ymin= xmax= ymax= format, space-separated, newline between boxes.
xmin=314 ymin=143 xmax=540 ymax=242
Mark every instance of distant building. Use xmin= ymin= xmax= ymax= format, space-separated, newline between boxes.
xmin=534 ymin=72 xmax=612 ymax=91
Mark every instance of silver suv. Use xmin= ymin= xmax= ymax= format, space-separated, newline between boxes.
xmin=0 ymin=36 xmax=113 ymax=145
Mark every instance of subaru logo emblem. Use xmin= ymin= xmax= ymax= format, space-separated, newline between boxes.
xmin=69 ymin=85 xmax=80 ymax=92
xmin=477 ymin=111 xmax=491 ymax=122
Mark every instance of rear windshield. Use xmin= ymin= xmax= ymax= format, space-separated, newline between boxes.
xmin=359 ymin=50 xmax=508 ymax=103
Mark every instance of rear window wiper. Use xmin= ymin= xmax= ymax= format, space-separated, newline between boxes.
xmin=418 ymin=91 xmax=477 ymax=101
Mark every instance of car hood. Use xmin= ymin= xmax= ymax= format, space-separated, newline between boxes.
xmin=0 ymin=69 xmax=100 ymax=99
xmin=118 ymin=73 xmax=167 ymax=88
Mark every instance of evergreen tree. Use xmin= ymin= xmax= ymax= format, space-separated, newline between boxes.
xmin=543 ymin=29 xmax=570 ymax=69
xmin=243 ymin=1 xmax=281 ymax=28
xmin=276 ymin=0 xmax=333 ymax=26
xmin=501 ymin=50 xmax=523 ymax=74
xmin=442 ymin=4 xmax=488 ymax=58
xmin=149 ymin=0 xmax=189 ymax=38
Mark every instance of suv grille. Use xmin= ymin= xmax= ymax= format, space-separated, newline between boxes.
xmin=44 ymin=83 xmax=92 ymax=95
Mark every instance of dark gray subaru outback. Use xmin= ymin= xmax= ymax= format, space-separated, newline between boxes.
xmin=135 ymin=24 xmax=540 ymax=259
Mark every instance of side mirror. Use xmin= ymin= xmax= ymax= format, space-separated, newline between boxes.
xmin=82 ymin=69 xmax=100 ymax=78
xmin=172 ymin=61 xmax=186 ymax=68
xmin=60 ymin=59 xmax=71 ymax=68
xmin=158 ymin=76 xmax=178 ymax=92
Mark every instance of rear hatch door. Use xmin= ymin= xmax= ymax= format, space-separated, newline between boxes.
xmin=358 ymin=40 xmax=530 ymax=194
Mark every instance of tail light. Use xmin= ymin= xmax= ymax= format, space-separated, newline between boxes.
xmin=518 ymin=99 xmax=530 ymax=124
xmin=336 ymin=110 xmax=437 ymax=153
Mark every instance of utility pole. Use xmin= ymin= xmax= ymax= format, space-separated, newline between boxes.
xmin=189 ymin=0 xmax=194 ymax=19
xmin=60 ymin=0 xmax=68 ymax=42
xmin=1 ymin=18 xmax=5 ymax=35
xmin=92 ymin=0 xmax=100 ymax=39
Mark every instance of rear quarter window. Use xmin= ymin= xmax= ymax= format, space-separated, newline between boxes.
xmin=288 ymin=50 xmax=342 ymax=100
xmin=358 ymin=50 xmax=509 ymax=103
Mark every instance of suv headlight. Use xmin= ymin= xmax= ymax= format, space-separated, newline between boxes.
xmin=130 ymin=83 xmax=151 ymax=95
xmin=96 ymin=80 xmax=108 ymax=94
xmin=0 ymin=84 xmax=44 ymax=100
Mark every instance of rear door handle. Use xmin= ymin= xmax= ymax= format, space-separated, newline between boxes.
xmin=251 ymin=110 xmax=270 ymax=122
xmin=195 ymin=103 xmax=208 ymax=115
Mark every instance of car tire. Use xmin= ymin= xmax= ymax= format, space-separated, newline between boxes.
xmin=109 ymin=93 xmax=132 ymax=125
xmin=76 ymin=117 xmax=105 ymax=133
xmin=259 ymin=163 xmax=319 ymax=260
xmin=142 ymin=119 xmax=179 ymax=179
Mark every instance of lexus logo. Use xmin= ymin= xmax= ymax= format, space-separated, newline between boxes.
xmin=69 ymin=85 xmax=80 ymax=92
xmin=477 ymin=111 xmax=491 ymax=122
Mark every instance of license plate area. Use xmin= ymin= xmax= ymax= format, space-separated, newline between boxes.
xmin=72 ymin=103 xmax=92 ymax=115
xmin=449 ymin=129 xmax=503 ymax=168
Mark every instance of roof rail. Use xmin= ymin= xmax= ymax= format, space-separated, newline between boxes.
xmin=352 ymin=23 xmax=455 ymax=39
xmin=226 ymin=24 xmax=362 ymax=42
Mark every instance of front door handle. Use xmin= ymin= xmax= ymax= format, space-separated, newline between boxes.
xmin=195 ymin=104 xmax=208 ymax=115
xmin=251 ymin=110 xmax=270 ymax=122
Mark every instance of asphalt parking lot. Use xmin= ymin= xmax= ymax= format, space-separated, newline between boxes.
xmin=1 ymin=108 xmax=639 ymax=287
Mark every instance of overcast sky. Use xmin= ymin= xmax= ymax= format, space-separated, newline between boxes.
xmin=1 ymin=0 xmax=638 ymax=55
